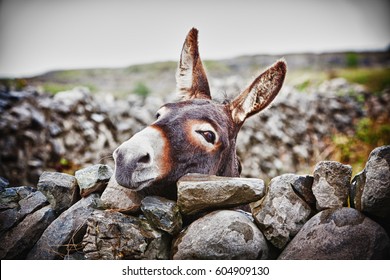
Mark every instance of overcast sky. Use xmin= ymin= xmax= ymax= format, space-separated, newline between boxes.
xmin=0 ymin=0 xmax=389 ymax=77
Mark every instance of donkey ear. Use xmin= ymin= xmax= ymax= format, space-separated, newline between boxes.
xmin=176 ymin=28 xmax=211 ymax=100
xmin=230 ymin=59 xmax=287 ymax=124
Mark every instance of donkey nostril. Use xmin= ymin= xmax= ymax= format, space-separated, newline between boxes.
xmin=138 ymin=153 xmax=151 ymax=164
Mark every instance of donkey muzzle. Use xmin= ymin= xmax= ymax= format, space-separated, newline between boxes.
xmin=113 ymin=126 xmax=166 ymax=190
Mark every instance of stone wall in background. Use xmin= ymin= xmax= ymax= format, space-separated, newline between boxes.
xmin=2 ymin=78 xmax=388 ymax=186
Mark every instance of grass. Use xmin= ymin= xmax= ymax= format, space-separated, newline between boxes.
xmin=330 ymin=117 xmax=390 ymax=176
xmin=204 ymin=60 xmax=231 ymax=73
xmin=289 ymin=67 xmax=390 ymax=103
xmin=41 ymin=83 xmax=79 ymax=94
xmin=333 ymin=67 xmax=390 ymax=93
xmin=40 ymin=82 xmax=97 ymax=95
xmin=126 ymin=61 xmax=176 ymax=74
xmin=286 ymin=69 xmax=328 ymax=91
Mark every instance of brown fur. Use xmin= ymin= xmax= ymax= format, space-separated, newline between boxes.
xmin=113 ymin=28 xmax=287 ymax=197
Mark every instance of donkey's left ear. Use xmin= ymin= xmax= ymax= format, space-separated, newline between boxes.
xmin=176 ymin=28 xmax=211 ymax=100
xmin=230 ymin=59 xmax=287 ymax=124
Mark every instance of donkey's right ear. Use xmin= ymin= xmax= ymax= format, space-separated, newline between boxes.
xmin=230 ymin=59 xmax=287 ymax=125
xmin=176 ymin=28 xmax=211 ymax=100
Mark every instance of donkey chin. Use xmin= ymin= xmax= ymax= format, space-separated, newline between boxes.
xmin=114 ymin=171 xmax=156 ymax=192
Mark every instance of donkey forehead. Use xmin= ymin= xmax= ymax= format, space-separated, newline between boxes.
xmin=158 ymin=99 xmax=232 ymax=128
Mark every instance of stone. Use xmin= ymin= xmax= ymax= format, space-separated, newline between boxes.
xmin=91 ymin=113 xmax=105 ymax=123
xmin=251 ymin=174 xmax=312 ymax=249
xmin=350 ymin=170 xmax=365 ymax=209
xmin=0 ymin=176 xmax=9 ymax=189
xmin=353 ymin=146 xmax=390 ymax=218
xmin=100 ymin=176 xmax=142 ymax=213
xmin=172 ymin=210 xmax=268 ymax=260
xmin=312 ymin=161 xmax=352 ymax=210
xmin=75 ymin=164 xmax=113 ymax=197
xmin=289 ymin=174 xmax=315 ymax=207
xmin=52 ymin=87 xmax=90 ymax=114
xmin=0 ymin=208 xmax=19 ymax=234
xmin=278 ymin=207 xmax=390 ymax=259
xmin=82 ymin=210 xmax=170 ymax=260
xmin=0 ymin=187 xmax=47 ymax=234
xmin=64 ymin=251 xmax=85 ymax=260
xmin=177 ymin=173 xmax=265 ymax=215
xmin=18 ymin=191 xmax=48 ymax=218
xmin=0 ymin=186 xmax=34 ymax=211
xmin=27 ymin=194 xmax=99 ymax=260
xmin=141 ymin=196 xmax=182 ymax=235
xmin=37 ymin=171 xmax=79 ymax=213
xmin=0 ymin=187 xmax=20 ymax=210
xmin=0 ymin=205 xmax=56 ymax=259
xmin=48 ymin=122 xmax=62 ymax=136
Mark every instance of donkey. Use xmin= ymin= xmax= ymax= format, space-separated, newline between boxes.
xmin=113 ymin=28 xmax=286 ymax=197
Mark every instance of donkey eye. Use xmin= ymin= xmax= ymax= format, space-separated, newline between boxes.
xmin=196 ymin=130 xmax=216 ymax=144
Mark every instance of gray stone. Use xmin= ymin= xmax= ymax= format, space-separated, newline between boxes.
xmin=48 ymin=122 xmax=62 ymax=136
xmin=100 ymin=176 xmax=142 ymax=213
xmin=289 ymin=174 xmax=315 ymax=207
xmin=0 ymin=177 xmax=9 ymax=189
xmin=14 ymin=186 xmax=35 ymax=199
xmin=278 ymin=207 xmax=390 ymax=259
xmin=350 ymin=170 xmax=365 ymax=209
xmin=64 ymin=251 xmax=86 ymax=260
xmin=141 ymin=196 xmax=182 ymax=235
xmin=27 ymin=194 xmax=99 ymax=260
xmin=75 ymin=164 xmax=113 ymax=197
xmin=353 ymin=146 xmax=390 ymax=218
xmin=0 ymin=187 xmax=47 ymax=234
xmin=0 ymin=186 xmax=34 ymax=210
xmin=251 ymin=174 xmax=312 ymax=249
xmin=312 ymin=161 xmax=352 ymax=210
xmin=0 ymin=208 xmax=19 ymax=234
xmin=52 ymin=87 xmax=90 ymax=114
xmin=82 ymin=210 xmax=170 ymax=260
xmin=18 ymin=191 xmax=48 ymax=218
xmin=0 ymin=205 xmax=56 ymax=259
xmin=177 ymin=173 xmax=265 ymax=215
xmin=91 ymin=113 xmax=105 ymax=123
xmin=37 ymin=171 xmax=79 ymax=213
xmin=0 ymin=187 xmax=20 ymax=210
xmin=173 ymin=210 xmax=268 ymax=260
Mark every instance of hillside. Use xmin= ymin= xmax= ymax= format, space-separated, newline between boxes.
xmin=2 ymin=51 xmax=389 ymax=98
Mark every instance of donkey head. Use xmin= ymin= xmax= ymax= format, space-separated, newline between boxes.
xmin=113 ymin=28 xmax=286 ymax=196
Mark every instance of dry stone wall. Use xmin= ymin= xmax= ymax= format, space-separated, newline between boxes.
xmin=1 ymin=79 xmax=387 ymax=186
xmin=0 ymin=145 xmax=389 ymax=259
